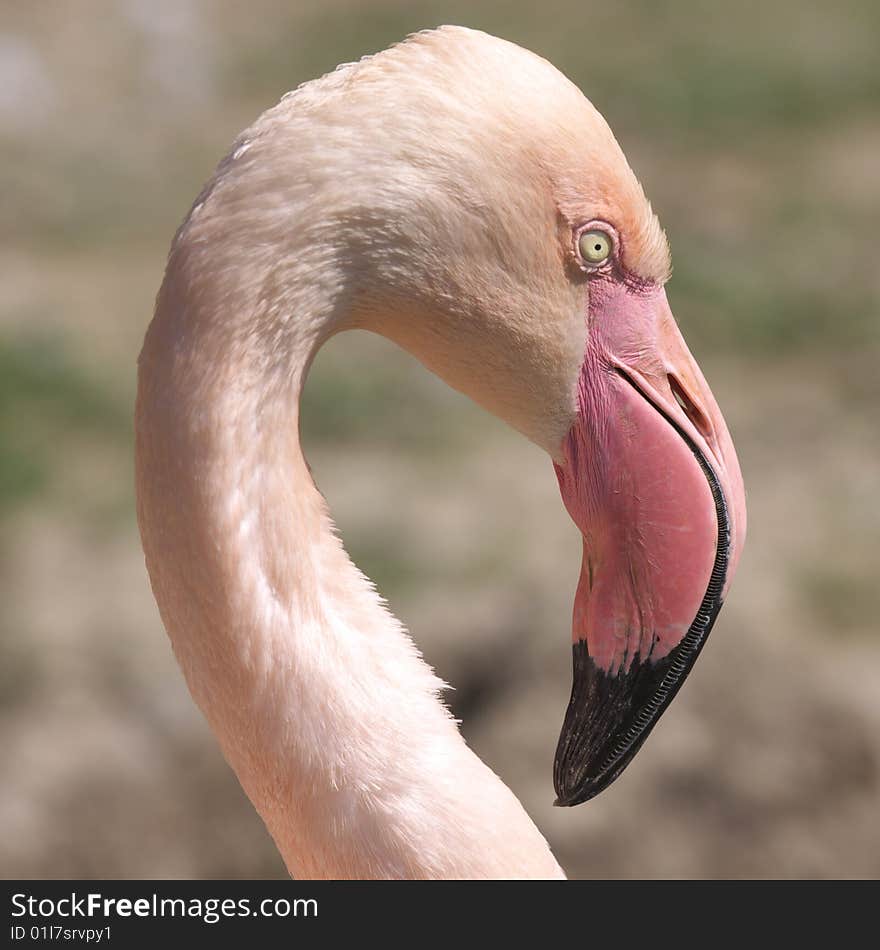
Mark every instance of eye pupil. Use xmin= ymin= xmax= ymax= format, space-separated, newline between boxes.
xmin=578 ymin=228 xmax=612 ymax=265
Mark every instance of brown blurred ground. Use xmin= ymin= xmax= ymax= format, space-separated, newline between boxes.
xmin=1 ymin=0 xmax=878 ymax=879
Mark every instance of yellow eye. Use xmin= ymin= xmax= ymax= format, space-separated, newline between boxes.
xmin=578 ymin=229 xmax=612 ymax=265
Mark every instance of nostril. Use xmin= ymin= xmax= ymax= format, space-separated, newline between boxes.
xmin=668 ymin=374 xmax=713 ymax=441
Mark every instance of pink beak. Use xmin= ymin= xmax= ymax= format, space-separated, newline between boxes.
xmin=553 ymin=280 xmax=746 ymax=805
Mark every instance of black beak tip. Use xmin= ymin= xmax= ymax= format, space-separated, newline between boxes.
xmin=553 ymin=791 xmax=589 ymax=808
xmin=553 ymin=581 xmax=728 ymax=808
xmin=553 ymin=768 xmax=615 ymax=807
xmin=552 ymin=641 xmax=653 ymax=809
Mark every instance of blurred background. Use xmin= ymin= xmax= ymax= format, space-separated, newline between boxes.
xmin=2 ymin=0 xmax=879 ymax=879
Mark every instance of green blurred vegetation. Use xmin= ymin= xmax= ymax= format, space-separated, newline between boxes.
xmin=0 ymin=335 xmax=129 ymax=510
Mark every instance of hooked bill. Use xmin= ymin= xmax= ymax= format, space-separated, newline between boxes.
xmin=553 ymin=280 xmax=746 ymax=806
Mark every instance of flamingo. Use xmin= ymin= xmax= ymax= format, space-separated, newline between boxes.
xmin=135 ymin=26 xmax=746 ymax=879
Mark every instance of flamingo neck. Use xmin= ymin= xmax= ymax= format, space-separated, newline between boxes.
xmin=135 ymin=235 xmax=563 ymax=879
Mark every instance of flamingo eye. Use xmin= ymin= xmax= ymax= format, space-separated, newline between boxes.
xmin=578 ymin=229 xmax=612 ymax=265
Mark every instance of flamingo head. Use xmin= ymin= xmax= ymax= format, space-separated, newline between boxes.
xmin=201 ymin=26 xmax=747 ymax=805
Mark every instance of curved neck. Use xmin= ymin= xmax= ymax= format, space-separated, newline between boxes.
xmin=135 ymin=231 xmax=563 ymax=879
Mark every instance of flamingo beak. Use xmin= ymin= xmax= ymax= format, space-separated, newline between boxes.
xmin=552 ymin=281 xmax=746 ymax=806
